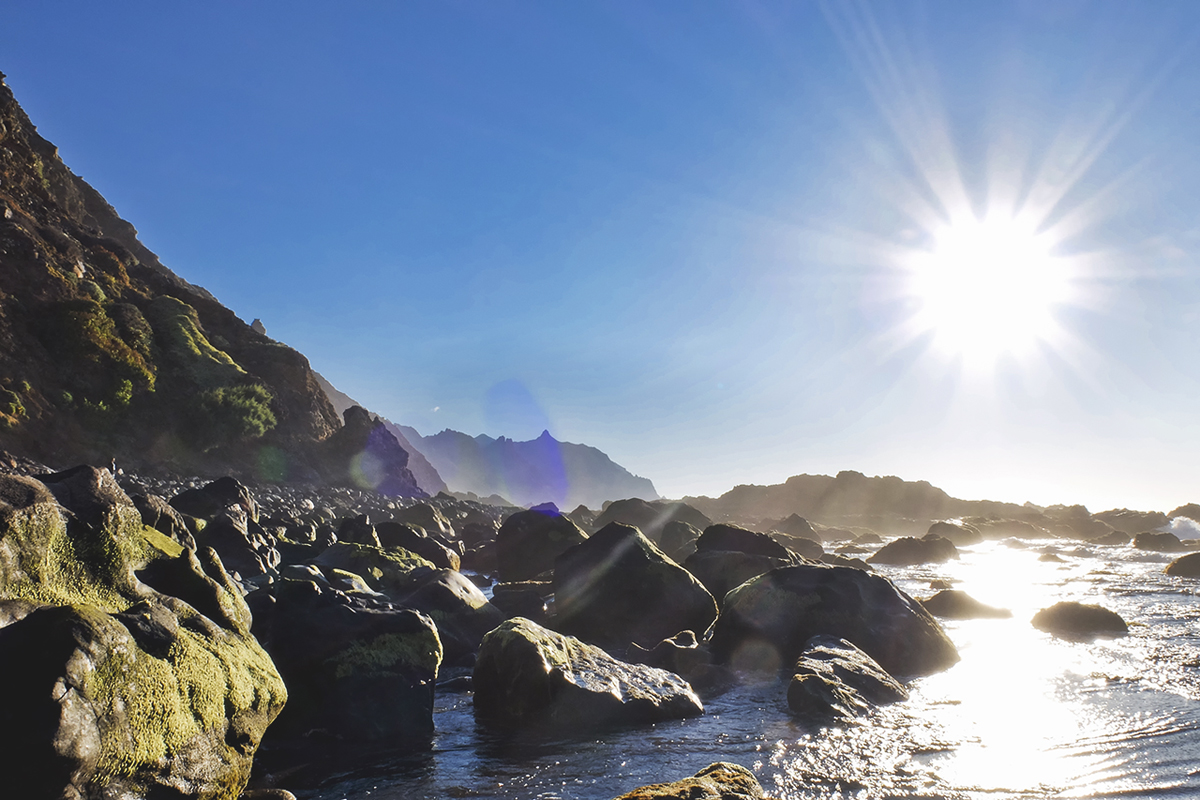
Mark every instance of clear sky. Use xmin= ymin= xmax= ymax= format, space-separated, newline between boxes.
xmin=4 ymin=1 xmax=1200 ymax=512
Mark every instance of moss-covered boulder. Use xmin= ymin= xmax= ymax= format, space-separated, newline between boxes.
xmin=496 ymin=508 xmax=587 ymax=581
xmin=612 ymin=762 xmax=767 ymax=800
xmin=248 ymin=579 xmax=442 ymax=745
xmin=0 ymin=471 xmax=286 ymax=799
xmin=376 ymin=520 xmax=461 ymax=570
xmin=473 ymin=617 xmax=703 ymax=730
xmin=312 ymin=541 xmax=436 ymax=599
xmin=553 ymin=522 xmax=719 ymax=649
xmin=399 ymin=568 xmax=504 ymax=666
xmin=710 ymin=564 xmax=959 ymax=677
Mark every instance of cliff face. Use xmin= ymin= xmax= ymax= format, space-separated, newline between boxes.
xmin=0 ymin=73 xmax=342 ymax=478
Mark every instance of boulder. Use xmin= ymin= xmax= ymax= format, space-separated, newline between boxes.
xmin=612 ymin=763 xmax=767 ymax=800
xmin=318 ymin=406 xmax=427 ymax=498
xmin=553 ymin=522 xmax=719 ymax=649
xmin=772 ymin=513 xmax=822 ymax=543
xmin=696 ymin=523 xmax=793 ymax=560
xmin=376 ymin=521 xmax=461 ymax=570
xmin=398 ymin=569 xmax=505 ymax=666
xmin=1165 ymin=552 xmax=1200 ymax=577
xmin=312 ymin=542 xmax=437 ymax=599
xmin=389 ymin=502 xmax=456 ymax=539
xmin=170 ymin=475 xmax=260 ymax=523
xmin=336 ymin=514 xmax=381 ymax=547
xmin=1095 ymin=508 xmax=1170 ymax=534
xmin=771 ymin=532 xmax=823 ymax=560
xmin=495 ymin=508 xmax=587 ymax=581
xmin=787 ymin=635 xmax=908 ymax=718
xmin=659 ymin=520 xmax=701 ymax=562
xmin=710 ymin=564 xmax=959 ymax=677
xmin=1089 ymin=530 xmax=1131 ymax=546
xmin=131 ymin=492 xmax=197 ymax=550
xmin=591 ymin=498 xmax=712 ymax=544
xmin=1133 ymin=531 xmax=1185 ymax=552
xmin=249 ymin=579 xmax=441 ymax=744
xmin=490 ymin=581 xmax=550 ymax=623
xmin=927 ymin=520 xmax=982 ymax=547
xmin=867 ymin=534 xmax=958 ymax=566
xmin=920 ymin=590 xmax=1012 ymax=619
xmin=1031 ymin=601 xmax=1127 ymax=637
xmin=473 ymin=617 xmax=703 ymax=729
xmin=683 ymin=549 xmax=795 ymax=603
xmin=0 ymin=472 xmax=286 ymax=798
xmin=196 ymin=505 xmax=280 ymax=578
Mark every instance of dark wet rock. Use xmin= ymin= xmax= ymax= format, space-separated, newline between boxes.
xmin=399 ymin=569 xmax=504 ymax=666
xmin=660 ymin=520 xmax=701 ymax=562
xmin=1039 ymin=552 xmax=1065 ymax=563
xmin=1032 ymin=601 xmax=1127 ymax=636
xmin=612 ymin=762 xmax=766 ymax=800
xmin=312 ymin=542 xmax=437 ymax=599
xmin=196 ymin=504 xmax=279 ymax=578
xmin=625 ymin=630 xmax=737 ymax=699
xmin=968 ymin=518 xmax=1052 ymax=539
xmin=921 ymin=590 xmax=1012 ymax=619
xmin=496 ymin=508 xmax=588 ymax=581
xmin=771 ymin=513 xmax=822 ymax=543
xmin=376 ymin=521 xmax=461 ymax=570
xmin=171 ymin=475 xmax=260 ymax=523
xmin=318 ymin=406 xmax=426 ymax=498
xmin=1133 ymin=531 xmax=1185 ymax=552
xmin=819 ymin=552 xmax=870 ymax=570
xmin=1169 ymin=503 xmax=1200 ymax=523
xmin=852 ymin=530 xmax=883 ymax=545
xmin=473 ymin=617 xmax=703 ymax=729
xmin=566 ymin=504 xmax=596 ymax=532
xmin=137 ymin=546 xmax=255 ymax=634
xmin=697 ymin=523 xmax=793 ymax=560
xmin=927 ymin=520 xmax=982 ymax=547
xmin=787 ymin=635 xmax=908 ymax=718
xmin=1089 ymin=530 xmax=1131 ymax=546
xmin=390 ymin=502 xmax=456 ymax=539
xmin=0 ymin=471 xmax=284 ymax=799
xmin=929 ymin=579 xmax=953 ymax=590
xmin=1165 ymin=552 xmax=1200 ymax=577
xmin=249 ymin=579 xmax=441 ymax=744
xmin=591 ymin=498 xmax=712 ymax=545
xmin=490 ymin=581 xmax=550 ymax=623
xmin=461 ymin=541 xmax=497 ymax=574
xmin=336 ymin=514 xmax=381 ymax=547
xmin=710 ymin=564 xmax=959 ymax=677
xmin=771 ymin=532 xmax=823 ymax=560
xmin=554 ymin=522 xmax=719 ymax=649
xmin=132 ymin=492 xmax=197 ymax=550
xmin=867 ymin=534 xmax=958 ymax=566
xmin=1096 ymin=508 xmax=1170 ymax=534
xmin=684 ymin=549 xmax=796 ymax=604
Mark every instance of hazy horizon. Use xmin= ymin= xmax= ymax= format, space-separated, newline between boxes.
xmin=5 ymin=2 xmax=1200 ymax=514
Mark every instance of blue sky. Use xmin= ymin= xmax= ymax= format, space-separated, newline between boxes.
xmin=5 ymin=1 xmax=1200 ymax=511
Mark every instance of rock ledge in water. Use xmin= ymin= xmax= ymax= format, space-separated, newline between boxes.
xmin=612 ymin=762 xmax=766 ymax=800
xmin=1032 ymin=601 xmax=1127 ymax=637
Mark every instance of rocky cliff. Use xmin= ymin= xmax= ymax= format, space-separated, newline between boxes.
xmin=0 ymin=73 xmax=422 ymax=494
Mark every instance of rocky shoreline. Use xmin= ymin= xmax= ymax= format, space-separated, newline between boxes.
xmin=2 ymin=452 xmax=1192 ymax=799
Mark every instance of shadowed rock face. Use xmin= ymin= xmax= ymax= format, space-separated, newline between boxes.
xmin=921 ymin=590 xmax=1012 ymax=620
xmin=867 ymin=534 xmax=958 ymax=566
xmin=495 ymin=508 xmax=587 ymax=582
xmin=315 ymin=407 xmax=426 ymax=498
xmin=552 ymin=522 xmax=719 ymax=649
xmin=1166 ymin=552 xmax=1200 ymax=577
xmin=787 ymin=635 xmax=909 ymax=718
xmin=0 ymin=73 xmax=341 ymax=475
xmin=1032 ymin=601 xmax=1127 ymax=637
xmin=473 ymin=617 xmax=703 ymax=730
xmin=710 ymin=563 xmax=959 ymax=678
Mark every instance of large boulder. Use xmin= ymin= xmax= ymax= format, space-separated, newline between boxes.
xmin=921 ymin=590 xmax=1012 ymax=619
xmin=131 ymin=492 xmax=197 ymax=550
xmin=398 ymin=569 xmax=505 ymax=666
xmin=1133 ymin=531 xmax=1185 ymax=552
xmin=1032 ymin=601 xmax=1127 ymax=637
xmin=591 ymin=498 xmax=712 ymax=544
xmin=170 ymin=475 xmax=260 ymax=523
xmin=787 ymin=635 xmax=908 ymax=718
xmin=376 ymin=521 xmax=461 ymax=570
xmin=473 ymin=617 xmax=703 ymax=730
xmin=1165 ymin=552 xmax=1200 ymax=577
xmin=249 ymin=579 xmax=441 ymax=744
xmin=195 ymin=504 xmax=280 ymax=578
xmin=389 ymin=503 xmax=456 ymax=539
xmin=710 ymin=564 xmax=959 ymax=677
xmin=927 ymin=520 xmax=982 ymax=547
xmin=683 ymin=549 xmax=795 ymax=604
xmin=553 ymin=522 xmax=719 ymax=649
xmin=612 ymin=763 xmax=767 ymax=800
xmin=0 ymin=472 xmax=286 ymax=799
xmin=495 ymin=508 xmax=587 ymax=581
xmin=659 ymin=520 xmax=701 ymax=562
xmin=696 ymin=523 xmax=794 ymax=560
xmin=318 ymin=406 xmax=427 ymax=498
xmin=867 ymin=534 xmax=958 ymax=566
xmin=312 ymin=542 xmax=437 ymax=599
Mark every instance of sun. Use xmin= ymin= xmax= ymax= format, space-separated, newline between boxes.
xmin=905 ymin=215 xmax=1073 ymax=365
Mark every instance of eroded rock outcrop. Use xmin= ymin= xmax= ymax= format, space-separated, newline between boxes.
xmin=787 ymin=635 xmax=908 ymax=718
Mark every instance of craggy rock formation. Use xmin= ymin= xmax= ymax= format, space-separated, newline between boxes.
xmin=473 ymin=617 xmax=703 ymax=730
xmin=921 ymin=590 xmax=1012 ymax=619
xmin=927 ymin=520 xmax=982 ymax=546
xmin=311 ymin=542 xmax=436 ymax=598
xmin=0 ymin=467 xmax=286 ymax=798
xmin=590 ymin=498 xmax=712 ymax=543
xmin=787 ymin=635 xmax=908 ymax=718
xmin=1032 ymin=602 xmax=1127 ymax=637
xmin=1165 ymin=552 xmax=1200 ymax=577
xmin=612 ymin=762 xmax=768 ymax=800
xmin=0 ymin=73 xmax=340 ymax=476
xmin=710 ymin=564 xmax=959 ymax=677
xmin=659 ymin=519 xmax=701 ymax=562
xmin=1133 ymin=531 xmax=1185 ymax=552
xmin=316 ymin=406 xmax=426 ymax=498
xmin=867 ymin=534 xmax=958 ymax=566
xmin=495 ymin=507 xmax=588 ymax=581
xmin=552 ymin=522 xmax=719 ymax=649
xmin=682 ymin=523 xmax=810 ymax=603
xmin=1096 ymin=508 xmax=1170 ymax=534
xmin=247 ymin=579 xmax=442 ymax=745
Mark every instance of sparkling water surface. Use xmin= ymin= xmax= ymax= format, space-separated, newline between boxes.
xmin=276 ymin=540 xmax=1200 ymax=800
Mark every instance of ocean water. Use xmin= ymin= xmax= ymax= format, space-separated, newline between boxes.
xmin=274 ymin=540 xmax=1200 ymax=800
